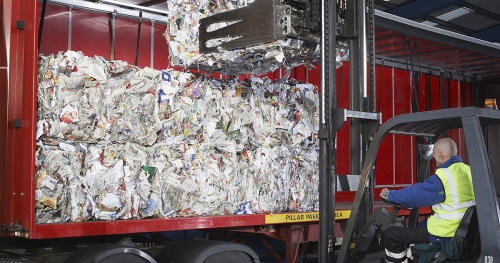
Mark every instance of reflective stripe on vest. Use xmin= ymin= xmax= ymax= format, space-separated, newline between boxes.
xmin=428 ymin=163 xmax=475 ymax=237
xmin=433 ymin=212 xmax=469 ymax=220
xmin=385 ymin=248 xmax=406 ymax=259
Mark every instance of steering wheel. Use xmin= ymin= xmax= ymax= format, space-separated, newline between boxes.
xmin=381 ymin=197 xmax=412 ymax=210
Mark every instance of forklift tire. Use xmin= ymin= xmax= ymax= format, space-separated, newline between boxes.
xmin=156 ymin=240 xmax=259 ymax=263
xmin=63 ymin=244 xmax=157 ymax=263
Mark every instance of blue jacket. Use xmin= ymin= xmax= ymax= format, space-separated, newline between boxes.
xmin=387 ymin=156 xmax=464 ymax=242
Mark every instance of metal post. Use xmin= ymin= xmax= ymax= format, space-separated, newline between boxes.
xmin=488 ymin=124 xmax=500 ymax=203
xmin=440 ymin=71 xmax=446 ymax=109
xmin=349 ymin=0 xmax=369 ymax=234
xmin=349 ymin=0 xmax=367 ymax=176
xmin=368 ymin=0 xmax=376 ymax=113
xmin=462 ymin=115 xmax=500 ymax=261
xmin=111 ymin=11 xmax=116 ymax=60
xmin=38 ymin=0 xmax=48 ymax=51
xmin=68 ymin=5 xmax=73 ymax=50
xmin=327 ymin=0 xmax=338 ymax=259
xmin=318 ymin=0 xmax=330 ymax=260
xmin=319 ymin=0 xmax=336 ymax=262
xmin=426 ymin=72 xmax=431 ymax=111
xmin=135 ymin=11 xmax=143 ymax=66
xmin=305 ymin=66 xmax=309 ymax=83
xmin=151 ymin=20 xmax=155 ymax=68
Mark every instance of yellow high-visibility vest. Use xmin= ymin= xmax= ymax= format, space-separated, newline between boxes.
xmin=427 ymin=162 xmax=475 ymax=237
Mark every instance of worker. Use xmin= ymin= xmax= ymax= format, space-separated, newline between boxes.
xmin=380 ymin=138 xmax=475 ymax=263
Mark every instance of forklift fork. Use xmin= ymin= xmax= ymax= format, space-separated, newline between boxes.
xmin=199 ymin=0 xmax=290 ymax=53
xmin=199 ymin=0 xmax=320 ymax=53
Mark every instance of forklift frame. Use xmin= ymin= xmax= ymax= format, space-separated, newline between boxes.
xmin=338 ymin=107 xmax=500 ymax=263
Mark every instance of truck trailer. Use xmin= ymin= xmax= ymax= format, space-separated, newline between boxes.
xmin=1 ymin=0 xmax=500 ymax=263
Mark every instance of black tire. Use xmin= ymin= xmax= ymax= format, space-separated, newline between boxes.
xmin=202 ymin=251 xmax=253 ymax=263
xmin=63 ymin=244 xmax=156 ymax=263
xmin=95 ymin=253 xmax=153 ymax=263
xmin=156 ymin=240 xmax=258 ymax=263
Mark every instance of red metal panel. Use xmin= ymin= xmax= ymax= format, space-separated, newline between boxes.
xmin=417 ymin=73 xmax=427 ymax=112
xmin=2 ymin=0 xmax=38 ymax=238
xmin=337 ymin=62 xmax=351 ymax=175
xmin=447 ymin=80 xmax=470 ymax=159
xmin=264 ymin=70 xmax=274 ymax=80
xmin=431 ymin=75 xmax=448 ymax=110
xmin=71 ymin=9 xmax=111 ymax=59
xmin=393 ymin=69 xmax=414 ymax=185
xmin=290 ymin=65 xmax=307 ymax=83
xmin=38 ymin=4 xmax=170 ymax=69
xmin=264 ymin=67 xmax=285 ymax=81
xmin=38 ymin=4 xmax=69 ymax=55
xmin=152 ymin=23 xmax=170 ymax=69
xmin=376 ymin=66 xmax=396 ymax=186
xmin=461 ymin=82 xmax=471 ymax=107
xmin=33 ymin=215 xmax=267 ymax=239
xmin=5 ymin=0 xmax=16 ymax=233
xmin=280 ymin=225 xmax=315 ymax=263
xmin=0 ymin=0 xmax=9 ymax=228
xmin=448 ymin=80 xmax=461 ymax=157
xmin=458 ymin=82 xmax=470 ymax=161
xmin=115 ymin=16 xmax=153 ymax=67
xmin=307 ymin=63 xmax=321 ymax=88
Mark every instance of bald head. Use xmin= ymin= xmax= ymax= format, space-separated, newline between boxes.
xmin=433 ymin=138 xmax=458 ymax=167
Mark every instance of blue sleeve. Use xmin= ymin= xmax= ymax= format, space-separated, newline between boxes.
xmin=387 ymin=175 xmax=445 ymax=208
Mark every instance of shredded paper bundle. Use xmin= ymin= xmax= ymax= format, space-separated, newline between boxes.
xmin=35 ymin=51 xmax=320 ymax=223
xmin=164 ymin=0 xmax=348 ymax=75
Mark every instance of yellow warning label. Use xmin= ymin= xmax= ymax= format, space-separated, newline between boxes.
xmin=264 ymin=210 xmax=351 ymax=224
xmin=335 ymin=210 xmax=351 ymax=220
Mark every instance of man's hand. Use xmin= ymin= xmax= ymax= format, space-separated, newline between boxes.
xmin=380 ymin=188 xmax=390 ymax=200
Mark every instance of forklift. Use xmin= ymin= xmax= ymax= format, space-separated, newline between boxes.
xmin=336 ymin=106 xmax=500 ymax=263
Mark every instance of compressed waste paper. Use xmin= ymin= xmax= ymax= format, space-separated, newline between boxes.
xmin=35 ymin=51 xmax=320 ymax=223
xmin=164 ymin=0 xmax=348 ymax=75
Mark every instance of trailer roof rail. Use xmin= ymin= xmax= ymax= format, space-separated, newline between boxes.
xmin=375 ymin=10 xmax=500 ymax=81
xmin=375 ymin=10 xmax=500 ymax=58
xmin=44 ymin=0 xmax=168 ymax=24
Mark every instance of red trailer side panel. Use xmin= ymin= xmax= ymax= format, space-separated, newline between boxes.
xmin=376 ymin=67 xmax=397 ymax=186
xmin=2 ymin=0 xmax=38 ymax=238
xmin=114 ymin=16 xmax=152 ymax=68
xmin=0 ymin=0 xmax=10 ymax=229
xmin=33 ymin=214 xmax=267 ymax=239
xmin=336 ymin=62 xmax=351 ymax=176
xmin=393 ymin=69 xmax=414 ymax=185
xmin=152 ymin=23 xmax=170 ymax=70
xmin=71 ymin=9 xmax=111 ymax=59
xmin=39 ymin=5 xmax=170 ymax=69
xmin=38 ymin=4 xmax=69 ymax=55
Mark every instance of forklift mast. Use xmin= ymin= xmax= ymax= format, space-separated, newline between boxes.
xmin=200 ymin=1 xmax=380 ymax=262
xmin=321 ymin=1 xmax=381 ymax=262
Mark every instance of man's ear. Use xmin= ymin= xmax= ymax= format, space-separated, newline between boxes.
xmin=439 ymin=150 xmax=446 ymax=160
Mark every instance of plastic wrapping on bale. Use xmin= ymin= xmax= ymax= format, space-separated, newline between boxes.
xmin=35 ymin=51 xmax=319 ymax=223
xmin=163 ymin=0 xmax=348 ymax=74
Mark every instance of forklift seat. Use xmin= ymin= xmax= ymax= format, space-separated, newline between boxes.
xmin=414 ymin=205 xmax=480 ymax=263
xmin=454 ymin=205 xmax=480 ymax=260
